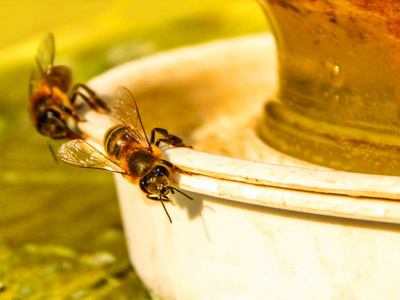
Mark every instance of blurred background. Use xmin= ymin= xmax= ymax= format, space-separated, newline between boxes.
xmin=0 ymin=0 xmax=268 ymax=298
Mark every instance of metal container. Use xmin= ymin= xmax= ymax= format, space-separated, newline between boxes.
xmin=258 ymin=0 xmax=400 ymax=175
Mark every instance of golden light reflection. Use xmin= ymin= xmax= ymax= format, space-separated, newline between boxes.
xmin=0 ymin=1 xmax=268 ymax=298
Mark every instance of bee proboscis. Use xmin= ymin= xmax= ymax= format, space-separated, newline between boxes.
xmin=57 ymin=86 xmax=192 ymax=223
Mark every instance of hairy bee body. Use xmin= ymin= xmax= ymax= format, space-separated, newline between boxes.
xmin=29 ymin=33 xmax=108 ymax=140
xmin=104 ymin=125 xmax=164 ymax=183
xmin=29 ymin=78 xmax=78 ymax=139
xmin=57 ymin=86 xmax=192 ymax=223
xmin=29 ymin=77 xmax=72 ymax=125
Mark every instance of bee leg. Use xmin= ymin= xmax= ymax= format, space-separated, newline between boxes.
xmin=59 ymin=105 xmax=83 ymax=122
xmin=47 ymin=139 xmax=58 ymax=163
xmin=158 ymin=159 xmax=191 ymax=175
xmin=70 ymin=84 xmax=110 ymax=113
xmin=150 ymin=127 xmax=168 ymax=144
xmin=151 ymin=128 xmax=192 ymax=148
xmin=158 ymin=159 xmax=174 ymax=169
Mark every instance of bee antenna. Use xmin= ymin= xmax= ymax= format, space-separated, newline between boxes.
xmin=169 ymin=186 xmax=193 ymax=200
xmin=159 ymin=197 xmax=173 ymax=224
xmin=47 ymin=139 xmax=58 ymax=163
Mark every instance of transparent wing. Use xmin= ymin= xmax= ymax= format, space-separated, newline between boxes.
xmin=57 ymin=140 xmax=126 ymax=174
xmin=112 ymin=86 xmax=151 ymax=149
xmin=36 ymin=33 xmax=55 ymax=78
xmin=29 ymin=69 xmax=40 ymax=96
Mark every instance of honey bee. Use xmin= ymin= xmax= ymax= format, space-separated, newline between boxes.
xmin=57 ymin=86 xmax=192 ymax=223
xmin=29 ymin=33 xmax=108 ymax=140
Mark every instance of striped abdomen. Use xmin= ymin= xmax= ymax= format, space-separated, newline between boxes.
xmin=104 ymin=125 xmax=161 ymax=182
xmin=104 ymin=125 xmax=134 ymax=161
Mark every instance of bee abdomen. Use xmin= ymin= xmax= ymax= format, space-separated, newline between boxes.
xmin=104 ymin=125 xmax=133 ymax=160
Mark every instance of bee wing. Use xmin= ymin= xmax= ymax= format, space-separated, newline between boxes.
xmin=57 ymin=140 xmax=126 ymax=174
xmin=29 ymin=69 xmax=40 ymax=96
xmin=36 ymin=33 xmax=55 ymax=79
xmin=112 ymin=86 xmax=151 ymax=149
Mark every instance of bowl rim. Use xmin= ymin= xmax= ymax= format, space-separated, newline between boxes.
xmin=80 ymin=33 xmax=400 ymax=224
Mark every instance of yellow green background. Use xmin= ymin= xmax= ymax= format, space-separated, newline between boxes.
xmin=0 ymin=1 xmax=268 ymax=298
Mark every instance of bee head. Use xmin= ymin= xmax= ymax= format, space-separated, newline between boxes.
xmin=37 ymin=109 xmax=71 ymax=139
xmin=140 ymin=165 xmax=172 ymax=199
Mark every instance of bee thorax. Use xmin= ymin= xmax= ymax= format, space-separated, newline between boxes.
xmin=126 ymin=148 xmax=159 ymax=179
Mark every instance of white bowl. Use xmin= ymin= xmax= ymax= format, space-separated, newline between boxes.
xmin=81 ymin=34 xmax=400 ymax=299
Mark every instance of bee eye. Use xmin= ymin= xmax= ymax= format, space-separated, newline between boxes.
xmin=38 ymin=109 xmax=68 ymax=138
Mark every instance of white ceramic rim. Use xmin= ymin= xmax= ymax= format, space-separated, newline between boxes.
xmin=81 ymin=34 xmax=400 ymax=224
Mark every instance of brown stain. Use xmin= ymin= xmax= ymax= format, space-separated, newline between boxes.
xmin=265 ymin=0 xmax=400 ymax=42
